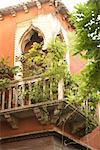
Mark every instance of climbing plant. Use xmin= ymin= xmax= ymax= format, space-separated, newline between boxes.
xmin=64 ymin=73 xmax=99 ymax=131
xmin=68 ymin=0 xmax=100 ymax=128
xmin=65 ymin=74 xmax=99 ymax=113
xmin=0 ymin=58 xmax=19 ymax=90
xmin=20 ymin=38 xmax=69 ymax=103
xmin=19 ymin=36 xmax=98 ymax=129
xmin=71 ymin=0 xmax=100 ymax=91
xmin=20 ymin=38 xmax=68 ymax=80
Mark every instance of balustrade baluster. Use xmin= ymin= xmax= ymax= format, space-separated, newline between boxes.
xmin=50 ymin=81 xmax=53 ymax=100
xmin=2 ymin=91 xmax=5 ymax=110
xmin=58 ymin=79 xmax=64 ymax=100
xmin=13 ymin=86 xmax=18 ymax=107
xmin=29 ymin=82 xmax=32 ymax=105
xmin=21 ymin=84 xmax=25 ymax=107
xmin=43 ymin=80 xmax=46 ymax=98
xmin=8 ymin=88 xmax=12 ymax=109
xmin=0 ymin=76 xmax=58 ymax=111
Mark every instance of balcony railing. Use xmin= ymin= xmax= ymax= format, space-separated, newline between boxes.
xmin=0 ymin=76 xmax=96 ymax=135
xmin=0 ymin=76 xmax=64 ymax=112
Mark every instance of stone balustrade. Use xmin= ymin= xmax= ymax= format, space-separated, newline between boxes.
xmin=0 ymin=76 xmax=64 ymax=112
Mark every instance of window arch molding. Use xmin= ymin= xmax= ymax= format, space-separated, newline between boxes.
xmin=19 ymin=25 xmax=44 ymax=52
xmin=14 ymin=22 xmax=45 ymax=80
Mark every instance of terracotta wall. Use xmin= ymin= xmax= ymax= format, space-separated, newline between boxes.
xmin=70 ymin=54 xmax=86 ymax=74
xmin=0 ymin=117 xmax=54 ymax=138
xmin=0 ymin=4 xmax=56 ymax=66
xmin=81 ymin=127 xmax=100 ymax=150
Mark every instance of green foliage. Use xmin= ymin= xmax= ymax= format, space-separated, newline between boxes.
xmin=20 ymin=43 xmax=44 ymax=77
xmin=81 ymin=60 xmax=100 ymax=90
xmin=64 ymin=74 xmax=99 ymax=125
xmin=21 ymin=38 xmax=98 ymax=121
xmin=0 ymin=78 xmax=10 ymax=90
xmin=71 ymin=0 xmax=100 ymax=91
xmin=21 ymin=39 xmax=68 ymax=81
xmin=0 ymin=58 xmax=19 ymax=79
xmin=20 ymin=38 xmax=69 ymax=103
xmin=0 ymin=58 xmax=19 ymax=90
xmin=46 ymin=38 xmax=68 ymax=80
xmin=70 ymin=0 xmax=100 ymax=128
xmin=71 ymin=0 xmax=100 ymax=57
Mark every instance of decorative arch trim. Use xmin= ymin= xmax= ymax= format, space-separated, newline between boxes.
xmin=19 ymin=25 xmax=44 ymax=51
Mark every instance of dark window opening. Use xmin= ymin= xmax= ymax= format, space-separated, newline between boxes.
xmin=24 ymin=30 xmax=44 ymax=52
xmin=56 ymin=32 xmax=64 ymax=42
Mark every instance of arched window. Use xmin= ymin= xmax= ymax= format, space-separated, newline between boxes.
xmin=56 ymin=31 xmax=64 ymax=42
xmin=20 ymin=27 xmax=44 ymax=53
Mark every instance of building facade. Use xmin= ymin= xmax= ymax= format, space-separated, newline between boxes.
xmin=0 ymin=0 xmax=99 ymax=150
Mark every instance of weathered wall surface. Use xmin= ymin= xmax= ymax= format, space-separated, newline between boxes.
xmin=0 ymin=117 xmax=54 ymax=138
xmin=1 ymin=136 xmax=78 ymax=150
xmin=81 ymin=126 xmax=100 ymax=150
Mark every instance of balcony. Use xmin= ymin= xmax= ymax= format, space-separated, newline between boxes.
xmin=0 ymin=75 xmax=65 ymax=112
xmin=0 ymin=75 xmax=88 ymax=136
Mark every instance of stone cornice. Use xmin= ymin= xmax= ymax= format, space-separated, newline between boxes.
xmin=0 ymin=0 xmax=69 ymax=21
